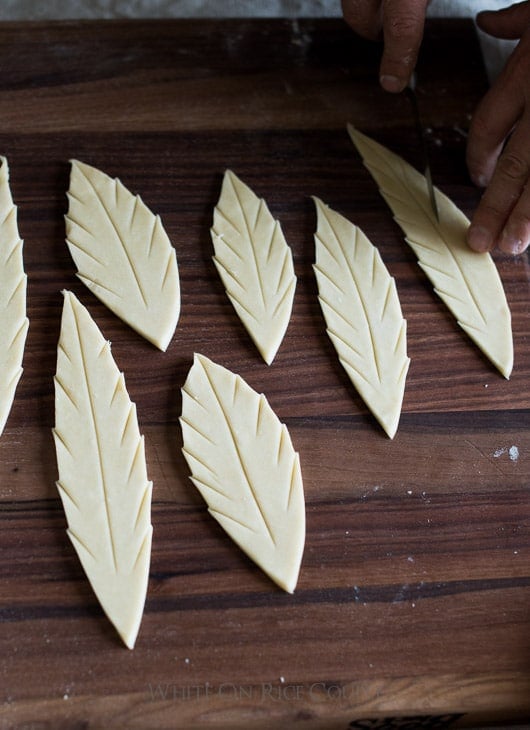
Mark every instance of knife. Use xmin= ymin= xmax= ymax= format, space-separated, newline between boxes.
xmin=405 ymin=72 xmax=440 ymax=222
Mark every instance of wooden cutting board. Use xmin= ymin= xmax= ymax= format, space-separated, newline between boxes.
xmin=0 ymin=17 xmax=529 ymax=730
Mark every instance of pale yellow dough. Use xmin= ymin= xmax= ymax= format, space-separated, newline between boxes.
xmin=65 ymin=160 xmax=180 ymax=352
xmin=53 ymin=291 xmax=153 ymax=649
xmin=180 ymin=353 xmax=305 ymax=593
xmin=0 ymin=157 xmax=29 ymax=436
xmin=211 ymin=170 xmax=296 ymax=365
xmin=348 ymin=125 xmax=513 ymax=379
xmin=313 ymin=198 xmax=409 ymax=439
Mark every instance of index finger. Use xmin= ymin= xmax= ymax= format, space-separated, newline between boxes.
xmin=379 ymin=0 xmax=429 ymax=92
xmin=341 ymin=0 xmax=382 ymax=40
xmin=467 ymin=123 xmax=530 ymax=255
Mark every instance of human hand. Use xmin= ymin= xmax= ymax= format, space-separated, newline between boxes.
xmin=467 ymin=1 xmax=530 ymax=255
xmin=341 ymin=0 xmax=430 ymax=92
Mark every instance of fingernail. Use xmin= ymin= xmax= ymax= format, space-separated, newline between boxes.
xmin=471 ymin=172 xmax=489 ymax=188
xmin=500 ymin=230 xmax=526 ymax=255
xmin=467 ymin=225 xmax=493 ymax=252
xmin=380 ymin=74 xmax=405 ymax=93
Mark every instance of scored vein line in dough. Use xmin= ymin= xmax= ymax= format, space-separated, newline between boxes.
xmin=256 ymin=395 xmax=265 ymax=437
xmin=55 ymin=375 xmax=79 ymax=411
xmin=161 ymin=251 xmax=175 ymax=289
xmin=145 ymin=212 xmax=157 ymax=260
xmin=286 ymin=456 xmax=298 ymax=511
xmin=133 ymin=489 xmax=151 ymax=532
xmin=127 ymin=440 xmax=144 ymax=485
xmin=266 ymin=219 xmax=279 ymax=265
xmin=67 ymin=236 xmax=106 ymax=268
xmin=57 ymin=480 xmax=80 ymax=509
xmin=7 ymin=306 xmax=28 ymax=340
xmin=0 ymin=207 xmax=13 ymax=230
xmin=110 ymin=374 xmax=123 ymax=407
xmin=132 ymin=532 xmax=150 ymax=570
xmin=273 ymin=252 xmax=291 ymax=296
xmin=78 ymin=273 xmax=123 ymax=301
xmin=67 ymin=214 xmax=98 ymax=245
xmin=191 ymin=474 xmax=233 ymax=500
xmin=212 ymin=209 xmax=244 ymax=243
xmin=227 ymin=289 xmax=260 ymax=323
xmin=381 ymin=280 xmax=394 ymax=322
xmin=120 ymin=406 xmax=135 ymax=447
xmin=54 ymin=429 xmax=73 ymax=457
xmin=6 ymin=271 xmax=25 ymax=298
xmin=180 ymin=415 xmax=217 ymax=446
xmin=271 ymin=279 xmax=294 ymax=319
xmin=129 ymin=195 xmax=140 ymax=236
xmin=5 ymin=237 xmax=22 ymax=266
xmin=68 ymin=528 xmax=98 ymax=562
xmin=318 ymin=290 xmax=361 ymax=339
xmin=276 ymin=426 xmax=287 ymax=468
xmin=209 ymin=507 xmax=257 ymax=536
xmin=184 ymin=448 xmax=219 ymax=478
xmin=327 ymin=330 xmax=373 ymax=387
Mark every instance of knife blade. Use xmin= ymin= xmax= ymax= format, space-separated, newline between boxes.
xmin=406 ymin=72 xmax=439 ymax=222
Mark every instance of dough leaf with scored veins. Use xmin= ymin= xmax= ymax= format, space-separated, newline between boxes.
xmin=53 ymin=291 xmax=153 ymax=649
xmin=211 ymin=170 xmax=296 ymax=365
xmin=65 ymin=159 xmax=180 ymax=352
xmin=180 ymin=353 xmax=305 ymax=593
xmin=0 ymin=156 xmax=29 ymax=437
xmin=313 ymin=197 xmax=409 ymax=439
xmin=348 ymin=125 xmax=513 ymax=379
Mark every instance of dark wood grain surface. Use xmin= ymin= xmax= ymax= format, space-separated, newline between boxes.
xmin=0 ymin=17 xmax=529 ymax=730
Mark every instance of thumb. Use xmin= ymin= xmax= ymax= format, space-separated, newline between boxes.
xmin=477 ymin=1 xmax=530 ymax=40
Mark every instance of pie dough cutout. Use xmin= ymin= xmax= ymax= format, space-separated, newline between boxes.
xmin=211 ymin=170 xmax=296 ymax=365
xmin=313 ymin=198 xmax=409 ymax=438
xmin=53 ymin=291 xmax=153 ymax=649
xmin=65 ymin=160 xmax=180 ymax=351
xmin=180 ymin=353 xmax=305 ymax=592
xmin=348 ymin=125 xmax=513 ymax=379
xmin=0 ymin=156 xmax=29 ymax=436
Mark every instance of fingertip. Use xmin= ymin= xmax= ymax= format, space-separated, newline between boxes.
xmin=475 ymin=9 xmax=494 ymax=30
xmin=467 ymin=225 xmax=493 ymax=253
xmin=499 ymin=230 xmax=529 ymax=256
xmin=469 ymin=170 xmax=490 ymax=189
xmin=466 ymin=146 xmax=496 ymax=189
xmin=379 ymin=74 xmax=407 ymax=93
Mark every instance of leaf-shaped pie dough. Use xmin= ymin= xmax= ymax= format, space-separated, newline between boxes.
xmin=180 ymin=353 xmax=305 ymax=593
xmin=313 ymin=198 xmax=409 ymax=439
xmin=211 ymin=170 xmax=296 ymax=365
xmin=53 ymin=291 xmax=153 ymax=649
xmin=65 ymin=159 xmax=180 ymax=352
xmin=0 ymin=157 xmax=29 ymax=436
xmin=348 ymin=125 xmax=513 ymax=379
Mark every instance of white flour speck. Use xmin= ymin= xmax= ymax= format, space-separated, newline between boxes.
xmin=493 ymin=446 xmax=519 ymax=461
